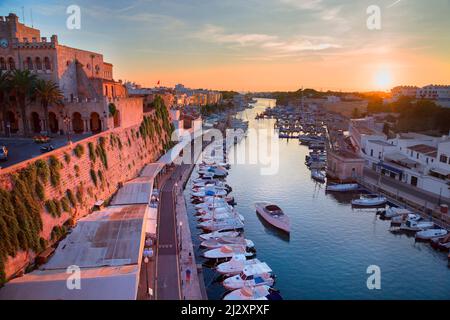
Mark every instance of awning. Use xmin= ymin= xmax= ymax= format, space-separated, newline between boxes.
xmin=377 ymin=162 xmax=403 ymax=175
xmin=430 ymin=168 xmax=450 ymax=177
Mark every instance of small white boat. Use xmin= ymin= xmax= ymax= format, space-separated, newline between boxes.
xmin=416 ymin=229 xmax=448 ymax=241
xmin=400 ymin=220 xmax=435 ymax=232
xmin=351 ymin=195 xmax=387 ymax=207
xmin=198 ymin=210 xmax=243 ymax=222
xmin=255 ymin=202 xmax=290 ymax=233
xmin=223 ymin=285 xmax=271 ymax=300
xmin=193 ymin=176 xmax=214 ymax=184
xmin=384 ymin=207 xmax=411 ymax=218
xmin=199 ymin=217 xmax=245 ymax=231
xmin=195 ymin=199 xmax=229 ymax=210
xmin=326 ymin=183 xmax=359 ymax=192
xmin=203 ymin=245 xmax=253 ymax=259
xmin=216 ymin=255 xmax=261 ymax=275
xmin=223 ymin=263 xmax=274 ymax=290
xmin=311 ymin=169 xmax=326 ymax=183
xmin=391 ymin=213 xmax=421 ymax=225
xmin=201 ymin=237 xmax=255 ymax=249
xmin=192 ymin=188 xmax=228 ymax=197
xmin=199 ymin=230 xmax=240 ymax=241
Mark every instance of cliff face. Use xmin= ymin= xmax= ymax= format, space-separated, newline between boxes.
xmin=0 ymin=111 xmax=172 ymax=284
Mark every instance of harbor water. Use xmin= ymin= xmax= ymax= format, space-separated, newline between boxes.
xmin=184 ymin=98 xmax=450 ymax=300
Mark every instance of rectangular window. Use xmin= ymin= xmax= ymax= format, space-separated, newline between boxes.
xmin=440 ymin=154 xmax=448 ymax=163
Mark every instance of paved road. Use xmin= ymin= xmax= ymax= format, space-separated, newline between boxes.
xmin=155 ymin=166 xmax=184 ymax=300
xmin=363 ymin=168 xmax=450 ymax=206
xmin=0 ymin=134 xmax=90 ymax=168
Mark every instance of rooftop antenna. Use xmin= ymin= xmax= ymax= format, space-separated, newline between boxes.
xmin=30 ymin=8 xmax=34 ymax=27
xmin=21 ymin=6 xmax=25 ymax=24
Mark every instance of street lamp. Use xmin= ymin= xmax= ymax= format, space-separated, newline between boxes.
xmin=179 ymin=221 xmax=183 ymax=251
xmin=143 ymin=256 xmax=150 ymax=297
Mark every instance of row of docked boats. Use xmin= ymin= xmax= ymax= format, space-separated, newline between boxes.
xmin=325 ymin=181 xmax=450 ymax=254
xmin=381 ymin=207 xmax=449 ymax=245
xmin=192 ymin=138 xmax=283 ymax=300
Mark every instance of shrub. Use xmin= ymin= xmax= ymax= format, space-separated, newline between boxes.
xmin=88 ymin=142 xmax=96 ymax=162
xmin=60 ymin=196 xmax=70 ymax=213
xmin=66 ymin=189 xmax=76 ymax=207
xmin=90 ymin=169 xmax=98 ymax=186
xmin=63 ymin=153 xmax=71 ymax=164
xmin=35 ymin=180 xmax=45 ymax=201
xmin=45 ymin=200 xmax=60 ymax=217
xmin=73 ymin=144 xmax=84 ymax=158
xmin=76 ymin=186 xmax=84 ymax=205
xmin=34 ymin=159 xmax=50 ymax=184
xmin=48 ymin=156 xmax=62 ymax=187
xmin=74 ymin=165 xmax=80 ymax=177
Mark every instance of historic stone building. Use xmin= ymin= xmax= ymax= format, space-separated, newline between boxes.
xmin=0 ymin=13 xmax=142 ymax=136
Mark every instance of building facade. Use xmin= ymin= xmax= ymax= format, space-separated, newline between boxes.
xmin=0 ymin=13 xmax=142 ymax=136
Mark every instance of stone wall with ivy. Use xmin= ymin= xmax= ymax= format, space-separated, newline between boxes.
xmin=0 ymin=110 xmax=172 ymax=285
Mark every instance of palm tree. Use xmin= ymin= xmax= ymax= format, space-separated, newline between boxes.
xmin=0 ymin=70 xmax=11 ymax=134
xmin=9 ymin=70 xmax=37 ymax=136
xmin=34 ymin=79 xmax=64 ymax=134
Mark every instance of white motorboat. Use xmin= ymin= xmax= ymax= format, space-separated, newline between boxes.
xmin=192 ymin=188 xmax=228 ymax=198
xmin=311 ymin=169 xmax=326 ymax=183
xmin=193 ymin=176 xmax=214 ymax=184
xmin=198 ymin=209 xmax=242 ymax=221
xmin=216 ymin=255 xmax=262 ymax=275
xmin=415 ymin=229 xmax=448 ymax=241
xmin=326 ymin=183 xmax=359 ymax=192
xmin=391 ymin=213 xmax=421 ymax=225
xmin=223 ymin=263 xmax=274 ymax=290
xmin=201 ymin=237 xmax=255 ymax=249
xmin=400 ymin=220 xmax=435 ymax=232
xmin=195 ymin=196 xmax=229 ymax=208
xmin=351 ymin=195 xmax=387 ymax=207
xmin=223 ymin=285 xmax=271 ymax=300
xmin=384 ymin=207 xmax=411 ymax=218
xmin=203 ymin=245 xmax=253 ymax=259
xmin=255 ymin=202 xmax=290 ymax=233
xmin=199 ymin=230 xmax=240 ymax=241
xmin=199 ymin=217 xmax=245 ymax=231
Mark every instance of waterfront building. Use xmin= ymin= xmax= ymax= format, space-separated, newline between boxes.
xmin=417 ymin=85 xmax=450 ymax=100
xmin=391 ymin=86 xmax=419 ymax=100
xmin=0 ymin=13 xmax=143 ymax=136
xmin=362 ymin=132 xmax=450 ymax=199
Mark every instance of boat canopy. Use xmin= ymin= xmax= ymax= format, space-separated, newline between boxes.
xmin=265 ymin=205 xmax=283 ymax=215
xmin=242 ymin=263 xmax=272 ymax=276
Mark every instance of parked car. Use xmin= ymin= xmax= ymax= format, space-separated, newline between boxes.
xmin=0 ymin=146 xmax=8 ymax=161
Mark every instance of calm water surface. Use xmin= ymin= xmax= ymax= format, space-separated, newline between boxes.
xmin=184 ymin=98 xmax=450 ymax=300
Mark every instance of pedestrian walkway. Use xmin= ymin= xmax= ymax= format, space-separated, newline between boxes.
xmin=155 ymin=166 xmax=183 ymax=300
xmin=175 ymin=164 xmax=205 ymax=300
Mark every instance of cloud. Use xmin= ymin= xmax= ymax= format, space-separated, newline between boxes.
xmin=194 ymin=24 xmax=341 ymax=60
xmin=196 ymin=25 xmax=277 ymax=46
xmin=279 ymin=0 xmax=323 ymax=10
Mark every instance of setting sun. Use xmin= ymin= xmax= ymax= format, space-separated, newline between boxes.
xmin=374 ymin=68 xmax=393 ymax=90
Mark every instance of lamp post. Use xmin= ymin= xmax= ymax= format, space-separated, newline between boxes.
xmin=63 ymin=115 xmax=71 ymax=144
xmin=144 ymin=256 xmax=150 ymax=298
xmin=179 ymin=221 xmax=183 ymax=252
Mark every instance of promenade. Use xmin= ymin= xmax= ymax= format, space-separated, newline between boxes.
xmin=361 ymin=167 xmax=450 ymax=229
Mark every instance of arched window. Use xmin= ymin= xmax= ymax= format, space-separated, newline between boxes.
xmin=8 ymin=57 xmax=15 ymax=70
xmin=25 ymin=57 xmax=33 ymax=70
xmin=0 ymin=58 xmax=6 ymax=70
xmin=44 ymin=57 xmax=51 ymax=70
xmin=35 ymin=57 xmax=42 ymax=70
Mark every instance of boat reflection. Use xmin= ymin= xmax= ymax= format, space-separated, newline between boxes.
xmin=256 ymin=212 xmax=290 ymax=242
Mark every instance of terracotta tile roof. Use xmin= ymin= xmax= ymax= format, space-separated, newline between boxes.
xmin=407 ymin=144 xmax=437 ymax=155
